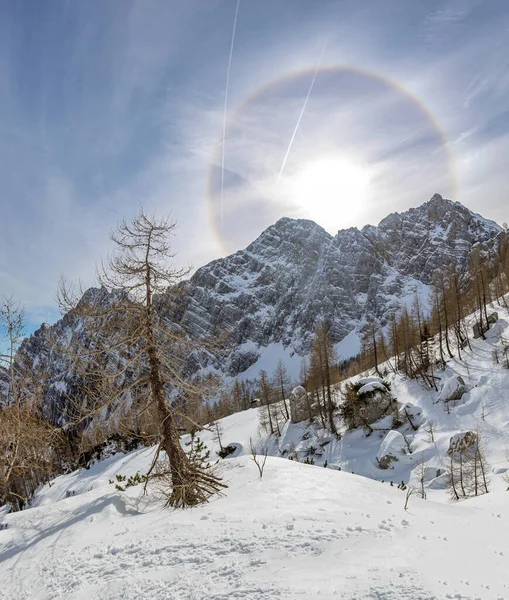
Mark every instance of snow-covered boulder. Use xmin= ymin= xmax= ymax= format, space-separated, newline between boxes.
xmin=401 ymin=402 xmax=424 ymax=430
xmin=427 ymin=471 xmax=450 ymax=489
xmin=421 ymin=466 xmax=445 ymax=482
xmin=355 ymin=377 xmax=391 ymax=398
xmin=357 ymin=376 xmax=384 ymax=385
xmin=343 ymin=377 xmax=396 ymax=430
xmin=357 ymin=381 xmax=388 ymax=395
xmin=485 ymin=317 xmax=506 ymax=341
xmin=473 ymin=312 xmax=499 ymax=338
xmin=447 ymin=431 xmax=477 ymax=456
xmin=438 ymin=373 xmax=467 ymax=403
xmin=488 ymin=312 xmax=499 ymax=325
xmin=290 ymin=386 xmax=308 ymax=423
xmin=356 ymin=377 xmax=387 ymax=395
xmin=376 ymin=431 xmax=409 ymax=470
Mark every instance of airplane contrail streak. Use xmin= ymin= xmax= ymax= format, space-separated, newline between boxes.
xmin=220 ymin=0 xmax=241 ymax=222
xmin=276 ymin=38 xmax=330 ymax=184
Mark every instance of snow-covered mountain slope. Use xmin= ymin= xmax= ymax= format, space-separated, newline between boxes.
xmin=175 ymin=193 xmax=502 ymax=376
xmin=184 ymin=294 xmax=509 ymax=501
xmin=1 ymin=454 xmax=508 ymax=599
xmin=9 ymin=194 xmax=506 ymax=422
xmin=2 ymin=297 xmax=509 ymax=599
xmin=30 ymin=291 xmax=509 ymax=508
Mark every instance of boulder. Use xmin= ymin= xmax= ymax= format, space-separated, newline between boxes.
xmin=473 ymin=312 xmax=499 ymax=338
xmin=342 ymin=376 xmax=396 ymax=430
xmin=376 ymin=430 xmax=409 ymax=470
xmin=473 ymin=322 xmax=483 ymax=339
xmin=427 ymin=472 xmax=449 ymax=490
xmin=488 ymin=312 xmax=499 ymax=325
xmin=421 ymin=466 xmax=444 ymax=482
xmin=438 ymin=373 xmax=467 ymax=403
xmin=289 ymin=386 xmax=309 ymax=423
xmin=447 ymin=431 xmax=477 ymax=456
xmin=357 ymin=381 xmax=388 ymax=396
xmin=377 ymin=454 xmax=398 ymax=470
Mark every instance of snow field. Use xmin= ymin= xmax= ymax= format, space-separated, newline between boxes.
xmin=2 ymin=455 xmax=508 ymax=599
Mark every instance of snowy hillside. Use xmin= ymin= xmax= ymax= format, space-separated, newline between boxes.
xmin=169 ymin=294 xmax=509 ymax=503
xmin=2 ymin=297 xmax=509 ymax=599
xmin=1 ymin=455 xmax=508 ymax=599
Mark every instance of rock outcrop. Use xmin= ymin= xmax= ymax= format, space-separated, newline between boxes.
xmin=289 ymin=386 xmax=309 ymax=423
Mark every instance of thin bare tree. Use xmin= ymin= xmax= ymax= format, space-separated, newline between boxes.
xmin=58 ymin=209 xmax=226 ymax=507
xmin=0 ymin=297 xmax=62 ymax=510
xmin=249 ymin=438 xmax=268 ymax=479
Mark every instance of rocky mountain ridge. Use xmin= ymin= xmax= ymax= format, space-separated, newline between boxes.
xmin=168 ymin=193 xmax=502 ymax=374
xmin=5 ymin=194 xmax=505 ymax=420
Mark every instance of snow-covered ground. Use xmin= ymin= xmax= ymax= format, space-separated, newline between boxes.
xmin=1 ymin=453 xmax=508 ymax=600
xmin=2 ymin=300 xmax=509 ymax=599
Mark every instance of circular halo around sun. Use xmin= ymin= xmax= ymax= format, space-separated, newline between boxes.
xmin=207 ymin=67 xmax=455 ymax=254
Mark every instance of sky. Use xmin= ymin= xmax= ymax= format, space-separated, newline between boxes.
xmin=1 ymin=0 xmax=509 ymax=339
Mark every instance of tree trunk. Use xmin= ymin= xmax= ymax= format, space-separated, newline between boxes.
xmin=450 ymin=454 xmax=459 ymax=500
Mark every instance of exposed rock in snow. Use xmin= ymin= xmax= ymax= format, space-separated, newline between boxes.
xmin=447 ymin=431 xmax=478 ymax=456
xmin=289 ymin=386 xmax=308 ymax=423
xmin=377 ymin=431 xmax=409 ymax=469
xmin=473 ymin=312 xmax=500 ymax=338
xmin=427 ymin=471 xmax=450 ymax=490
xmin=421 ymin=466 xmax=445 ymax=482
xmin=488 ymin=312 xmax=499 ymax=325
xmin=438 ymin=373 xmax=467 ymax=403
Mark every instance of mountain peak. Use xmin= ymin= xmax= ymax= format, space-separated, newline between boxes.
xmin=246 ymin=216 xmax=330 ymax=254
xmin=376 ymin=194 xmax=501 ymax=235
xmin=428 ymin=192 xmax=446 ymax=204
xmin=271 ymin=216 xmax=327 ymax=233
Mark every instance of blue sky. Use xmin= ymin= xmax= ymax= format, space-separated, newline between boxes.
xmin=1 ymin=0 xmax=509 ymax=340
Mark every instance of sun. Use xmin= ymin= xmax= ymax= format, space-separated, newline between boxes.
xmin=290 ymin=156 xmax=371 ymax=228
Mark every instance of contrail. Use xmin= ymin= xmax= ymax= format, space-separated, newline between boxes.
xmin=276 ymin=38 xmax=330 ymax=184
xmin=220 ymin=0 xmax=240 ymax=222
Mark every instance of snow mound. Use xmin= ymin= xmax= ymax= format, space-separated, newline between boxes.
xmin=357 ymin=376 xmax=385 ymax=386
xmin=377 ymin=431 xmax=410 ymax=469
xmin=437 ymin=371 xmax=467 ymax=402
xmin=358 ymin=381 xmax=388 ymax=395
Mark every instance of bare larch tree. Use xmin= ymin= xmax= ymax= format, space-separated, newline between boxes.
xmin=59 ymin=209 xmax=226 ymax=507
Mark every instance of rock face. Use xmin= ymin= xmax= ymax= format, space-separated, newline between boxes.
xmin=289 ymin=386 xmax=309 ymax=423
xmin=167 ymin=194 xmax=502 ymax=375
xmin=7 ymin=195 xmax=506 ymax=422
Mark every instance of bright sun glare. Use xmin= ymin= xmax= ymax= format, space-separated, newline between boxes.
xmin=291 ymin=157 xmax=371 ymax=228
